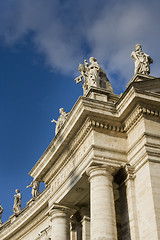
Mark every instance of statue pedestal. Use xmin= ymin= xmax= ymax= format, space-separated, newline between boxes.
xmin=27 ymin=198 xmax=35 ymax=207
xmin=127 ymin=74 xmax=160 ymax=93
xmin=9 ymin=213 xmax=18 ymax=223
xmin=85 ymin=86 xmax=119 ymax=103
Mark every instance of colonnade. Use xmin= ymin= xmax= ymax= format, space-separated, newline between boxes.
xmin=49 ymin=164 xmax=118 ymax=240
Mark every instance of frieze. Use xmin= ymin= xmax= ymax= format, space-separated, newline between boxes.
xmin=51 ymin=134 xmax=93 ymax=194
xmin=45 ymin=119 xmax=93 ymax=185
xmin=69 ymin=118 xmax=92 ymax=154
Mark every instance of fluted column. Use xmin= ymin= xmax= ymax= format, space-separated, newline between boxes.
xmin=87 ymin=165 xmax=117 ymax=240
xmin=50 ymin=207 xmax=71 ymax=240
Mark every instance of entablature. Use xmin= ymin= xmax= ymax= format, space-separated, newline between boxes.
xmin=29 ymin=95 xmax=119 ymax=181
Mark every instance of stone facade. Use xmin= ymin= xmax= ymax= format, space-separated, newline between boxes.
xmin=0 ymin=72 xmax=160 ymax=240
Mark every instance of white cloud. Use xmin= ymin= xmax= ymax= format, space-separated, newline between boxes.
xmin=0 ymin=0 xmax=160 ymax=83
xmin=86 ymin=1 xmax=160 ymax=82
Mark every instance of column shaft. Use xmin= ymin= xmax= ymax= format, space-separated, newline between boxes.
xmin=87 ymin=165 xmax=117 ymax=240
xmin=50 ymin=208 xmax=70 ymax=240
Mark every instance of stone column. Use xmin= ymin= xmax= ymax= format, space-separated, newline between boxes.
xmin=50 ymin=207 xmax=71 ymax=240
xmin=81 ymin=216 xmax=90 ymax=240
xmin=125 ymin=164 xmax=140 ymax=240
xmin=87 ymin=165 xmax=117 ymax=240
xmin=80 ymin=207 xmax=90 ymax=240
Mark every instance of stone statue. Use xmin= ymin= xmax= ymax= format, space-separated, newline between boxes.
xmin=13 ymin=189 xmax=21 ymax=214
xmin=0 ymin=204 xmax=3 ymax=225
xmin=26 ymin=180 xmax=39 ymax=198
xmin=75 ymin=57 xmax=113 ymax=95
xmin=131 ymin=44 xmax=153 ymax=75
xmin=51 ymin=108 xmax=69 ymax=135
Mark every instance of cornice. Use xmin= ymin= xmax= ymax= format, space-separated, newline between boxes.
xmin=29 ymin=96 xmax=118 ymax=181
xmin=124 ymin=105 xmax=160 ymax=132
xmin=116 ymin=80 xmax=160 ymax=122
xmin=44 ymin=116 xmax=127 ymax=185
xmin=90 ymin=119 xmax=125 ymax=133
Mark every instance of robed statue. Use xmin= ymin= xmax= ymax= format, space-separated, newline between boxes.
xmin=131 ymin=44 xmax=153 ymax=75
xmin=75 ymin=57 xmax=113 ymax=95
xmin=0 ymin=204 xmax=3 ymax=225
xmin=26 ymin=180 xmax=39 ymax=198
xmin=13 ymin=189 xmax=21 ymax=214
xmin=51 ymin=108 xmax=69 ymax=135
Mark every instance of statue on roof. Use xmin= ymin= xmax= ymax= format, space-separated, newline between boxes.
xmin=0 ymin=204 xmax=3 ymax=225
xmin=51 ymin=108 xmax=69 ymax=135
xmin=13 ymin=189 xmax=21 ymax=214
xmin=131 ymin=44 xmax=153 ymax=75
xmin=26 ymin=180 xmax=39 ymax=198
xmin=75 ymin=57 xmax=113 ymax=95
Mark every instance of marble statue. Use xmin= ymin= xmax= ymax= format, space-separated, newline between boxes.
xmin=0 ymin=204 xmax=3 ymax=225
xmin=13 ymin=189 xmax=21 ymax=214
xmin=131 ymin=44 xmax=153 ymax=75
xmin=26 ymin=180 xmax=39 ymax=198
xmin=51 ymin=108 xmax=69 ymax=135
xmin=75 ymin=57 xmax=113 ymax=95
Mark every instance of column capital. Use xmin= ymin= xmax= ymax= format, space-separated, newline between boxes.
xmin=49 ymin=204 xmax=72 ymax=222
xmin=86 ymin=164 xmax=115 ymax=181
xmin=125 ymin=164 xmax=136 ymax=182
xmin=49 ymin=204 xmax=71 ymax=240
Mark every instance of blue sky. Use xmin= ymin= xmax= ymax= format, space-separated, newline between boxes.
xmin=0 ymin=0 xmax=160 ymax=223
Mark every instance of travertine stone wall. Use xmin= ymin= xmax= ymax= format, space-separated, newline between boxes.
xmin=135 ymin=162 xmax=159 ymax=240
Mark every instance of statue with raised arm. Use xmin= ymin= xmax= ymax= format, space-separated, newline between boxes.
xmin=13 ymin=189 xmax=21 ymax=214
xmin=26 ymin=180 xmax=39 ymax=198
xmin=75 ymin=57 xmax=113 ymax=95
xmin=131 ymin=44 xmax=153 ymax=75
xmin=0 ymin=204 xmax=3 ymax=225
xmin=51 ymin=108 xmax=69 ymax=135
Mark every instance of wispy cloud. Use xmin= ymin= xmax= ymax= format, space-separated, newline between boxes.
xmin=0 ymin=0 xmax=160 ymax=83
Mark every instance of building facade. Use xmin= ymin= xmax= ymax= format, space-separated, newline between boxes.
xmin=0 ymin=70 xmax=160 ymax=239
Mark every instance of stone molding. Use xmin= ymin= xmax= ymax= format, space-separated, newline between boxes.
xmin=125 ymin=105 xmax=160 ymax=132
xmin=45 ymin=116 xmax=125 ymax=185
xmin=86 ymin=165 xmax=115 ymax=182
xmin=67 ymin=117 xmax=92 ymax=156
xmin=90 ymin=120 xmax=125 ymax=132
xmin=49 ymin=209 xmax=70 ymax=222
xmin=29 ymin=96 xmax=117 ymax=180
xmin=126 ymin=74 xmax=157 ymax=87
xmin=124 ymin=164 xmax=136 ymax=182
xmin=114 ymin=164 xmax=135 ymax=186
xmin=49 ymin=204 xmax=76 ymax=222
